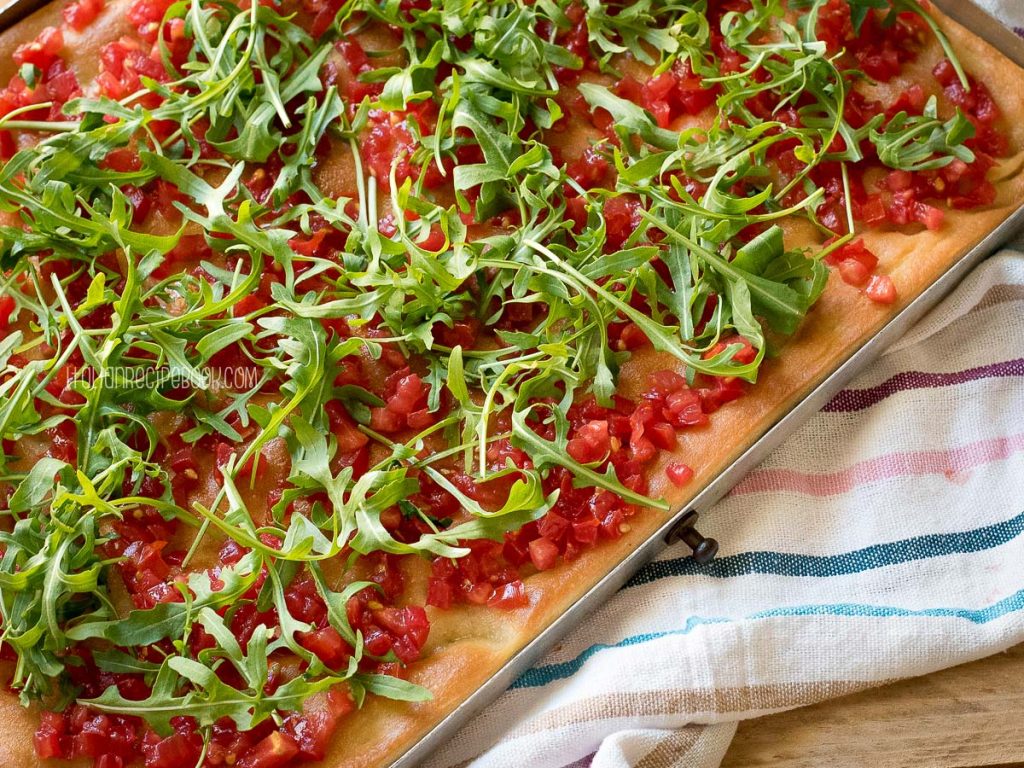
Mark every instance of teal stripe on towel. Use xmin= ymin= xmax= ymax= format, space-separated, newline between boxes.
xmin=512 ymin=587 xmax=1024 ymax=690
xmin=628 ymin=510 xmax=1024 ymax=586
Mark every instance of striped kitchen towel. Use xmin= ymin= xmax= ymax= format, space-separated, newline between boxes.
xmin=423 ymin=233 xmax=1024 ymax=768
xmin=984 ymin=0 xmax=1024 ymax=38
xmin=423 ymin=5 xmax=1024 ymax=758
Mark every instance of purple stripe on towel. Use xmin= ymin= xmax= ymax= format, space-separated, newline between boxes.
xmin=560 ymin=754 xmax=595 ymax=768
xmin=823 ymin=358 xmax=1024 ymax=412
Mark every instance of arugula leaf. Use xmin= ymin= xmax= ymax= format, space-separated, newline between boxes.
xmin=871 ymin=97 xmax=976 ymax=172
xmin=577 ymin=84 xmax=679 ymax=151
xmin=68 ymin=554 xmax=262 ymax=645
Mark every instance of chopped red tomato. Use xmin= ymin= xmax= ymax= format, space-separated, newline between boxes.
xmin=34 ymin=712 xmax=65 ymax=759
xmin=362 ymin=109 xmax=445 ymax=187
xmin=237 ymin=731 xmax=300 ymax=768
xmin=0 ymin=294 xmax=15 ymax=331
xmin=566 ymin=420 xmax=610 ymax=464
xmin=298 ymin=626 xmax=351 ymax=668
xmin=13 ymin=26 xmax=63 ymax=69
xmin=126 ymin=0 xmax=176 ymax=40
xmin=666 ymin=462 xmax=694 ymax=487
xmin=566 ymin=145 xmax=609 ymax=190
xmin=826 ymin=238 xmax=879 ymax=288
xmin=864 ymin=274 xmax=898 ymax=304
xmin=62 ymin=0 xmax=104 ymax=31
xmin=142 ymin=729 xmax=201 ymax=765
xmin=528 ymin=537 xmax=559 ymax=571
xmin=603 ymin=195 xmax=643 ymax=251
xmin=488 ymin=579 xmax=528 ymax=609
xmin=638 ymin=59 xmax=717 ymax=128
xmin=283 ymin=688 xmax=354 ymax=760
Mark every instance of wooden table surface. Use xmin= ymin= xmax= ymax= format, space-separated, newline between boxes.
xmin=720 ymin=644 xmax=1024 ymax=768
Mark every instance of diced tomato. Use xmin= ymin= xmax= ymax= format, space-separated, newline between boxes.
xmin=886 ymin=170 xmax=913 ymax=192
xmin=537 ymin=512 xmax=570 ymax=544
xmin=710 ymin=27 xmax=745 ymax=74
xmin=13 ymin=26 xmax=63 ymax=69
xmin=336 ymin=38 xmax=382 ymax=100
xmin=62 ymin=0 xmax=104 ymax=31
xmin=0 ymin=129 xmax=14 ymax=160
xmin=369 ymin=406 xmax=404 ymax=433
xmin=289 ymin=227 xmax=331 ymax=258
xmin=284 ymin=687 xmax=354 ymax=760
xmin=34 ymin=712 xmax=66 ymax=759
xmin=837 ymin=258 xmax=871 ymax=287
xmin=641 ymin=71 xmax=675 ymax=128
xmin=0 ymin=294 xmax=15 ymax=331
xmin=463 ymin=580 xmax=495 ymax=605
xmin=702 ymin=334 xmax=757 ymax=365
xmin=219 ymin=439 xmax=259 ymax=481
xmin=915 ymin=202 xmax=944 ymax=231
xmin=597 ymin=502 xmax=626 ymax=539
xmin=647 ymin=422 xmax=677 ymax=450
xmin=488 ymin=580 xmax=528 ymax=609
xmin=815 ymin=0 xmax=853 ymax=52
xmin=426 ymin=577 xmax=453 ymax=609
xmin=237 ymin=731 xmax=300 ymax=768
xmin=97 ymin=37 xmax=167 ymax=101
xmin=528 ymin=537 xmax=559 ymax=571
xmin=126 ymin=0 xmax=176 ymax=39
xmin=673 ymin=59 xmax=718 ymax=115
xmin=298 ymin=626 xmax=350 ymax=669
xmin=696 ymin=375 xmax=745 ymax=413
xmin=550 ymin=2 xmax=592 ymax=83
xmin=859 ymin=195 xmax=887 ymax=226
xmin=566 ymin=420 xmax=610 ymax=464
xmin=885 ymin=83 xmax=926 ymax=119
xmin=635 ymin=59 xmax=717 ymax=129
xmin=826 ymin=238 xmax=880 ymax=287
xmin=44 ymin=63 xmax=80 ymax=106
xmin=418 ymin=224 xmax=447 ymax=252
xmin=610 ymin=321 xmax=649 ymax=351
xmin=602 ymin=195 xmax=643 ymax=251
xmin=566 ymin=145 xmax=609 ymax=190
xmin=372 ymin=606 xmax=429 ymax=663
xmin=325 ymin=401 xmax=370 ymax=451
xmin=231 ymin=295 xmax=266 ymax=317
xmin=864 ymin=274 xmax=898 ymax=304
xmin=101 ymin=148 xmax=142 ymax=173
xmin=386 ymin=373 xmax=427 ymax=416
xmin=361 ymin=112 xmax=443 ymax=187
xmin=666 ymin=462 xmax=694 ymax=487
xmin=648 ymin=369 xmax=686 ymax=395
xmin=142 ymin=732 xmax=200 ymax=768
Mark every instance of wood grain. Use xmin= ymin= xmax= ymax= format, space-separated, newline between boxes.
xmin=721 ymin=645 xmax=1024 ymax=768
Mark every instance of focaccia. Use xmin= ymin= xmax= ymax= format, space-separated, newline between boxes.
xmin=0 ymin=1 xmax=1022 ymax=767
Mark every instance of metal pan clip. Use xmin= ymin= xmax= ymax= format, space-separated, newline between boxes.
xmin=667 ymin=510 xmax=719 ymax=564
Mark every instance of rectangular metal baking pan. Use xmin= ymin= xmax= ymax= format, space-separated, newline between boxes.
xmin=390 ymin=3 xmax=1024 ymax=766
xmin=0 ymin=0 xmax=1019 ymax=765
xmin=0 ymin=0 xmax=47 ymax=33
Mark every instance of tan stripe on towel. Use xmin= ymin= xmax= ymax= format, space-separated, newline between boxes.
xmin=505 ymin=679 xmax=895 ymax=740
xmin=971 ymin=283 xmax=1024 ymax=313
xmin=634 ymin=727 xmax=703 ymax=768
xmin=441 ymin=680 xmax=889 ymax=767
